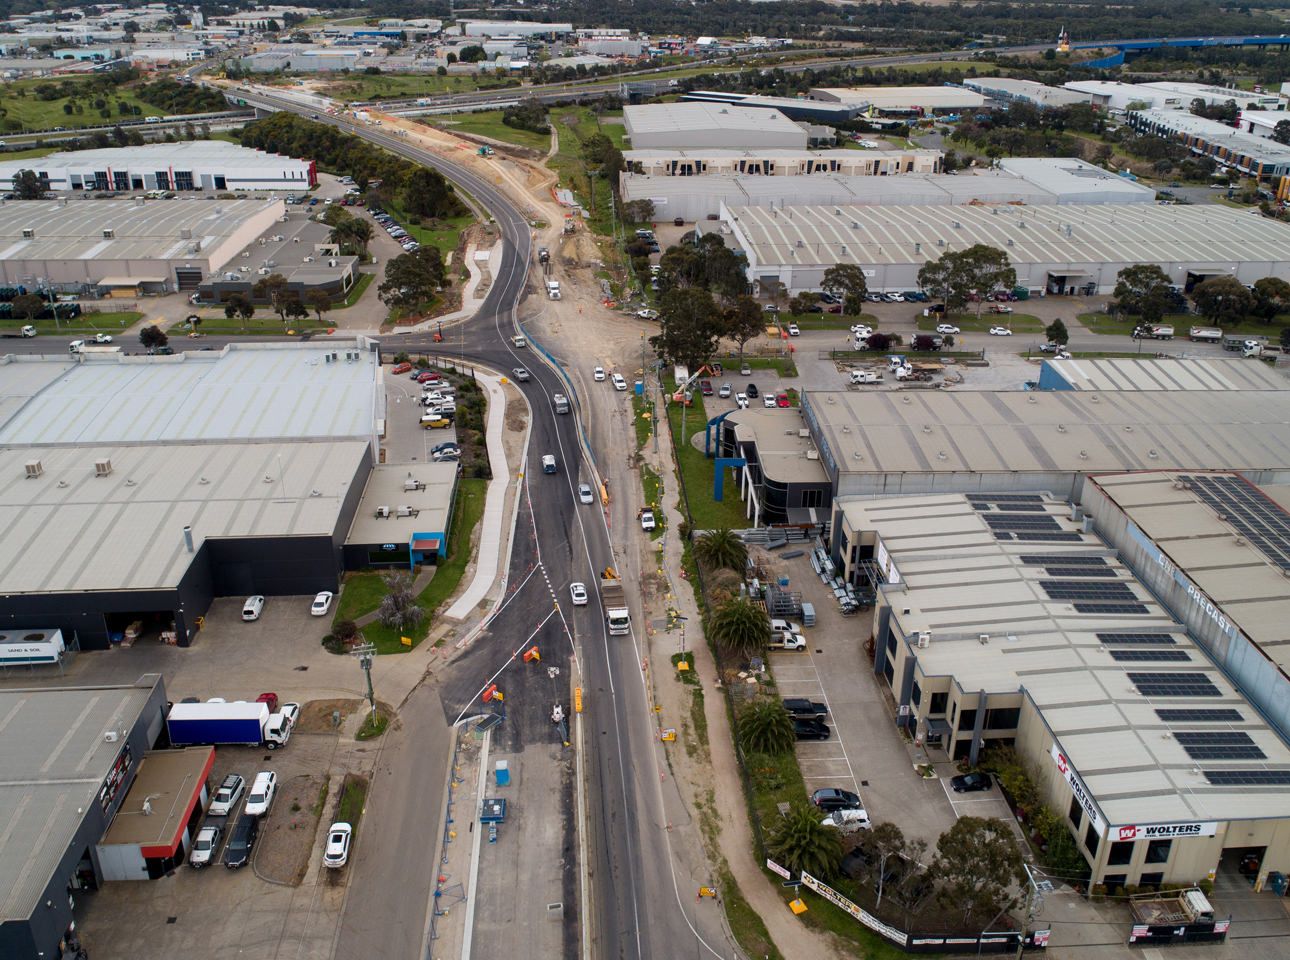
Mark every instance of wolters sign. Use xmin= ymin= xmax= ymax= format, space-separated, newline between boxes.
xmin=1051 ymin=745 xmax=1105 ymax=837
xmin=1115 ymin=822 xmax=1219 ymax=841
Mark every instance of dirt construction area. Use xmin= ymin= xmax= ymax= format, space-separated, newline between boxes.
xmin=257 ymin=774 xmax=330 ymax=885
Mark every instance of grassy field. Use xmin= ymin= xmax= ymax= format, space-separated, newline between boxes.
xmin=666 ymin=386 xmax=750 ymax=532
xmin=717 ymin=355 xmax=799 ymax=378
xmin=779 ymin=311 xmax=878 ymax=331
xmin=333 ymin=571 xmax=388 ymax=623
xmin=548 ymin=106 xmax=627 ymax=235
xmin=0 ymin=145 xmax=58 ymax=160
xmin=0 ymin=310 xmax=142 ymax=336
xmin=917 ymin=312 xmax=1045 ymax=333
xmin=321 ymin=73 xmax=515 ymax=102
xmin=0 ymin=77 xmax=169 ymax=133
xmin=428 ymin=109 xmax=551 ymax=151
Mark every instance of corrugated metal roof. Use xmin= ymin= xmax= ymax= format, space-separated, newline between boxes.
xmin=1045 ymin=357 xmax=1290 ymax=391
xmin=624 ymin=102 xmax=805 ymax=136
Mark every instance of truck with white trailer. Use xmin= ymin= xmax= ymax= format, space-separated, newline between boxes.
xmin=1188 ymin=326 xmax=1223 ymax=343
xmin=600 ymin=568 xmax=631 ymax=636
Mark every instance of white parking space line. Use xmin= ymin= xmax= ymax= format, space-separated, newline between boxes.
xmin=776 ymin=652 xmax=862 ymax=799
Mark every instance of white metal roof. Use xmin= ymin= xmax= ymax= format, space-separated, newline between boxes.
xmin=624 ymin=102 xmax=805 ymax=137
xmin=0 ymin=345 xmax=378 ymax=445
xmin=1131 ymin=109 xmax=1290 ymax=166
xmin=1043 ymin=356 xmax=1290 ymax=392
xmin=0 ymin=140 xmax=311 ymax=179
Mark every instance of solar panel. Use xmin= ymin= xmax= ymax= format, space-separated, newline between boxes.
xmin=1110 ymin=649 xmax=1192 ymax=662
xmin=1156 ymin=708 xmax=1243 ymax=722
xmin=1179 ymin=474 xmax=1290 ymax=571
xmin=1130 ymin=672 xmax=1221 ymax=697
xmin=994 ymin=532 xmax=1014 ymax=541
xmin=1099 ymin=633 xmax=1178 ymax=645
xmin=1022 ymin=555 xmax=1110 ymax=566
xmin=969 ymin=494 xmax=1045 ymax=504
xmin=1041 ymin=580 xmax=1138 ymax=601
xmin=986 ymin=515 xmax=1064 ymax=530
xmin=1045 ymin=567 xmax=1117 ymax=579
xmin=1175 ymin=732 xmax=1266 ymax=761
xmin=1075 ymin=602 xmax=1150 ymax=615
xmin=1203 ymin=770 xmax=1290 ymax=786
xmin=1014 ymin=532 xmax=1085 ymax=542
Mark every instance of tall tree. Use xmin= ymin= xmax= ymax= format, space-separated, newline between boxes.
xmin=932 ymin=817 xmax=1026 ymax=926
xmin=1273 ymin=119 xmax=1290 ymax=146
xmin=379 ymin=248 xmax=447 ymax=310
xmin=1045 ymin=318 xmax=1069 ymax=346
xmin=705 ymin=597 xmax=771 ymax=662
xmin=957 ymin=244 xmax=1016 ymax=319
xmin=693 ymin=528 xmax=748 ymax=571
xmin=11 ymin=293 xmax=44 ymax=322
xmin=1252 ymin=277 xmax=1290 ymax=324
xmin=721 ymin=295 xmax=765 ymax=361
xmin=1113 ymin=264 xmax=1174 ymax=324
xmin=1192 ymin=276 xmax=1255 ymax=324
xmin=400 ymin=167 xmax=461 ymax=219
xmin=252 ymin=273 xmax=293 ymax=322
xmin=306 ymin=289 xmax=333 ymax=324
xmin=822 ymin=263 xmax=869 ymax=315
xmin=648 ymin=287 xmax=721 ymax=369
xmin=13 ymin=169 xmax=44 ymax=200
xmin=138 ymin=324 xmax=168 ymax=350
xmin=766 ymin=803 xmax=844 ymax=881
xmin=736 ymin=699 xmax=796 ymax=756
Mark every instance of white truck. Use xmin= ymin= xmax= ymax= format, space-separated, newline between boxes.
xmin=2 ymin=325 xmax=36 ymax=338
xmin=68 ymin=341 xmax=122 ymax=356
xmin=1134 ymin=324 xmax=1174 ymax=340
xmin=600 ymin=569 xmax=631 ymax=636
xmin=1244 ymin=342 xmax=1282 ymax=359
xmin=1188 ymin=326 xmax=1223 ymax=343
xmin=545 ymin=278 xmax=561 ymax=300
xmin=849 ymin=370 xmax=882 ymax=384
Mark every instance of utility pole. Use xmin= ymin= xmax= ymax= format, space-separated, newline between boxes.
xmin=1015 ymin=863 xmax=1052 ymax=960
xmin=353 ymin=642 xmax=377 ymax=719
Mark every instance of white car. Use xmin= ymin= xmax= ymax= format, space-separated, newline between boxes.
xmin=323 ymin=822 xmax=352 ymax=869
xmin=787 ymin=322 xmax=801 ymax=336
xmin=190 ymin=824 xmax=223 ymax=868
xmin=310 ymin=591 xmax=334 ymax=616
xmin=640 ymin=509 xmax=657 ymax=532
xmin=770 ymin=631 xmax=808 ymax=651
xmin=577 ymin=482 xmax=595 ymax=504
xmin=718 ymin=383 xmax=731 ymax=398
xmin=735 ymin=393 xmax=749 ymax=408
xmin=593 ymin=366 xmax=606 ymax=381
xmin=763 ymin=394 xmax=777 ymax=408
xmin=935 ymin=323 xmax=961 ymax=335
xmin=511 ymin=367 xmax=530 ymax=382
xmin=92 ymin=333 xmax=113 ymax=343
xmin=278 ymin=702 xmax=300 ymax=728
xmin=988 ymin=326 xmax=1013 ymax=336
xmin=637 ymin=308 xmax=659 ymax=320
xmin=208 ymin=774 xmax=245 ymax=817
xmin=241 ymin=595 xmax=265 ymax=622
xmin=822 ymin=807 xmax=872 ymax=831
xmin=850 ymin=324 xmax=872 ymax=336
xmin=771 ymin=618 xmax=803 ymax=634
xmin=611 ymin=374 xmax=628 ymax=391
xmin=569 ymin=582 xmax=588 ymax=606
xmin=243 ymin=771 xmax=277 ymax=817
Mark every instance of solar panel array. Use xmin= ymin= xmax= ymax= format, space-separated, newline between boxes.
xmin=1041 ymin=580 xmax=1138 ymax=601
xmin=1180 ymin=474 xmax=1290 ymax=571
xmin=986 ymin=515 xmax=1065 ymax=531
xmin=1175 ymin=731 xmax=1266 ymax=761
xmin=1129 ymin=672 xmax=1222 ymax=697
xmin=1156 ymin=708 xmax=1243 ymax=722
xmin=1075 ymin=602 xmax=1151 ymax=615
xmin=1204 ymin=770 xmax=1290 ymax=786
xmin=1045 ymin=566 xmax=1117 ymax=579
xmin=1021 ymin=555 xmax=1110 ymax=567
xmin=969 ymin=495 xmax=1046 ymax=509
xmin=1012 ymin=532 xmax=1086 ymax=543
xmin=1110 ymin=649 xmax=1192 ymax=662
xmin=1099 ymin=633 xmax=1178 ymax=645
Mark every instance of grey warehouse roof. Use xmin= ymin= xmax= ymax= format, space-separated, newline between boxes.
xmin=724 ymin=202 xmax=1290 ymax=269
xmin=1044 ymin=357 xmax=1289 ymax=392
xmin=0 ymin=440 xmax=369 ymax=593
xmin=0 ymin=140 xmax=309 ymax=180
xmin=804 ymin=389 xmax=1290 ymax=477
xmin=0 ymin=345 xmax=378 ymax=445
xmin=0 ymin=197 xmax=282 ymax=265
xmin=0 ymin=680 xmax=156 ymax=920
xmin=624 ymin=102 xmax=804 ymax=137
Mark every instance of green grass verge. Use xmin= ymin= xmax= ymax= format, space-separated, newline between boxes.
xmin=336 ymin=774 xmax=368 ymax=826
xmin=719 ymin=355 xmax=798 ymax=378
xmin=0 ymin=76 xmax=168 ymax=133
xmin=779 ymin=311 xmax=878 ymax=330
xmin=320 ymin=72 xmax=504 ymax=102
xmin=388 ymin=210 xmax=476 ymax=259
xmin=0 ymin=145 xmax=58 ymax=160
xmin=640 ymin=463 xmax=664 ymax=540
xmin=0 ymin=310 xmax=143 ymax=336
xmin=631 ymin=391 xmax=652 ymax=450
xmin=666 ymin=389 xmax=750 ymax=532
xmin=336 ymin=270 xmax=376 ymax=309
xmin=355 ymin=711 xmax=389 ymax=741
xmin=670 ymin=651 xmax=700 ymax=686
xmin=170 ymin=314 xmax=296 ymax=336
xmin=311 ymin=780 xmax=330 ymax=817
xmin=917 ymin=312 xmax=1045 ymax=333
xmin=426 ymin=109 xmax=551 ymax=151
xmin=548 ymin=106 xmax=627 ymax=236
xmin=333 ymin=571 xmax=388 ymax=623
xmin=1078 ymin=311 xmax=1289 ymax=338
xmin=413 ymin=476 xmax=488 ymax=616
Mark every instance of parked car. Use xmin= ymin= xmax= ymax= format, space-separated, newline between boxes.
xmin=718 ymin=383 xmax=731 ymax=398
xmin=421 ymin=417 xmax=452 ymax=429
xmin=822 ymin=807 xmax=871 ymax=831
xmin=323 ymin=822 xmax=352 ymax=868
xmin=775 ymin=393 xmax=790 ymax=408
xmin=391 ymin=362 xmax=413 ymax=375
xmin=769 ymin=631 xmax=807 ymax=650
xmin=770 ymin=618 xmax=803 ymax=634
xmin=793 ymin=718 xmax=831 ymax=741
xmin=763 ymin=393 xmax=777 ymax=408
xmin=612 ymin=374 xmax=628 ymax=391
xmin=243 ymin=771 xmax=277 ymax=817
xmin=637 ymin=309 xmax=659 ymax=320
xmin=988 ymin=326 xmax=1013 ymax=336
xmin=570 ymin=582 xmax=588 ymax=606
xmin=782 ymin=698 xmax=828 ymax=718
xmin=223 ymin=814 xmax=259 ymax=869
xmin=241 ymin=595 xmax=265 ymax=621
xmin=640 ymin=508 xmax=656 ymax=532
xmin=735 ymin=392 xmax=749 ymax=408
xmin=208 ymin=774 xmax=245 ymax=817
xmin=1039 ymin=342 xmax=1062 ymax=354
xmin=787 ymin=323 xmax=801 ymax=336
xmin=745 ymin=383 xmax=759 ymax=398
xmin=190 ymin=824 xmax=223 ymax=868
xmin=310 ymin=591 xmax=334 ymax=616
xmin=812 ymin=788 xmax=861 ymax=812
xmin=91 ymin=333 xmax=113 ymax=343
xmin=935 ymin=323 xmax=960 ymax=335
xmin=577 ymin=482 xmax=595 ymax=505
xmin=511 ymin=367 xmax=530 ymax=381
xmin=950 ymin=772 xmax=992 ymax=793
xmin=594 ymin=366 xmax=606 ymax=381
xmin=700 ymin=379 xmax=713 ymax=396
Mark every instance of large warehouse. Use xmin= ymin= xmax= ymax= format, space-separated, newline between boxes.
xmin=624 ymin=147 xmax=943 ymax=178
xmin=1127 ymin=109 xmax=1290 ymax=179
xmin=839 ymin=491 xmax=1290 ymax=893
xmin=0 ymin=197 xmax=285 ymax=291
xmin=622 ymin=102 xmax=809 ymax=150
xmin=0 ymin=344 xmax=458 ymax=650
xmin=808 ymin=85 xmax=985 ymax=116
xmin=0 ymin=141 xmax=317 ymax=193
xmin=630 ymin=157 xmax=1152 ymax=222
xmin=715 ymin=201 xmax=1290 ymax=295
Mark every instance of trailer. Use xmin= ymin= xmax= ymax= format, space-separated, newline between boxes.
xmin=1134 ymin=324 xmax=1174 ymax=340
xmin=166 ymin=701 xmax=292 ymax=749
xmin=1188 ymin=326 xmax=1223 ymax=343
xmin=600 ymin=568 xmax=631 ymax=636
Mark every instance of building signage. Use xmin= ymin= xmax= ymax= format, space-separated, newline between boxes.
xmin=1051 ymin=745 xmax=1105 ymax=836
xmin=765 ymin=858 xmax=791 ymax=880
xmin=1126 ymin=521 xmax=1239 ymax=642
xmin=1114 ymin=821 xmax=1218 ymax=841
xmin=801 ymin=872 xmax=908 ymax=946
xmin=99 ymin=744 xmax=133 ymax=814
xmin=382 ymin=543 xmax=397 ymax=551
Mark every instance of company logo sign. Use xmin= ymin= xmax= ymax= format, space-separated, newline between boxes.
xmin=1051 ymin=745 xmax=1105 ymax=836
xmin=1115 ymin=822 xmax=1218 ymax=841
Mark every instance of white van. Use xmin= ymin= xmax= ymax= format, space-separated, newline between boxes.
xmin=541 ymin=454 xmax=557 ymax=474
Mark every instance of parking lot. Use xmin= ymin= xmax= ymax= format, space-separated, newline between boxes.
xmin=383 ymin=365 xmax=459 ymax=465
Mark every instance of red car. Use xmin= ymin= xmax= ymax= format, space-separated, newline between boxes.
xmin=416 ymin=371 xmax=441 ymax=383
xmin=776 ymin=393 xmax=790 ymax=408
xmin=256 ymin=692 xmax=279 ymax=712
xmin=391 ymin=362 xmax=412 ymax=375
xmin=700 ymin=379 xmax=714 ymax=397
xmin=826 ymin=304 xmax=843 ymax=313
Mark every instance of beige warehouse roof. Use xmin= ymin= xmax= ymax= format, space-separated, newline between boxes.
xmin=1045 ymin=356 xmax=1290 ymax=391
xmin=725 ymin=202 xmax=1290 ymax=269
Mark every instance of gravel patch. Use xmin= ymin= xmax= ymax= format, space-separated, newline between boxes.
xmin=254 ymin=774 xmax=328 ymax=886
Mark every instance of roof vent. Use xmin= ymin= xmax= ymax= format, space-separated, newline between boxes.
xmin=180 ymin=228 xmax=192 ymax=240
xmin=22 ymin=228 xmax=34 ymax=239
xmin=102 ymin=228 xmax=114 ymax=239
xmin=979 ymin=634 xmax=990 ymax=644
xmin=94 ymin=459 xmax=112 ymax=478
xmin=24 ymin=459 xmax=43 ymax=479
xmin=917 ymin=632 xmax=931 ymax=648
xmin=806 ymin=449 xmax=819 ymax=460
xmin=952 ymin=221 xmax=961 ymax=229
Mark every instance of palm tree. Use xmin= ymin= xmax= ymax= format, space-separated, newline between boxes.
xmin=766 ymin=802 xmax=844 ymax=880
xmin=706 ymin=597 xmax=770 ymax=662
xmin=736 ymin=699 xmax=796 ymax=756
xmin=693 ymin=528 xmax=747 ymax=572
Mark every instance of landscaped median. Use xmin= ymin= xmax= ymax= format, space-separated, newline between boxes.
xmin=915 ymin=312 xmax=1045 ymax=334
xmin=0 ymin=310 xmax=142 ymax=337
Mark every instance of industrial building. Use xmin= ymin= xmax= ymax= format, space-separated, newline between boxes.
xmin=1035 ymin=356 xmax=1290 ymax=392
xmin=1237 ymin=110 xmax=1290 ymax=140
xmin=624 ymin=147 xmax=942 ymax=178
xmin=628 ymin=157 xmax=1152 ymax=222
xmin=238 ymin=47 xmax=363 ymax=72
xmin=1135 ymin=81 xmax=1285 ymax=112
xmin=622 ymin=102 xmax=809 ymax=150
xmin=963 ymin=77 xmax=1088 ymax=110
xmin=0 ymin=344 xmax=457 ymax=650
xmin=679 ymin=89 xmax=867 ymax=124
xmin=714 ymin=383 xmax=1290 ymax=525
xmin=0 ymin=141 xmax=317 ymax=193
xmin=1128 ymin=109 xmax=1290 ymax=179
xmin=0 ymin=676 xmax=205 ymax=960
xmin=458 ymin=19 xmax=572 ymax=37
xmin=1063 ymin=80 xmax=1286 ymax=114
xmin=715 ymin=201 xmax=1290 ymax=295
xmin=837 ymin=491 xmax=1290 ymax=891
xmin=808 ymin=85 xmax=985 ymax=117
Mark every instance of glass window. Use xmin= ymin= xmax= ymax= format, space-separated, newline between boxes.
xmin=984 ymin=707 xmax=1020 ymax=730
xmin=802 ymin=489 xmax=823 ymax=509
xmin=1103 ymin=874 xmax=1127 ymax=893
xmin=929 ymin=692 xmax=948 ymax=715
xmin=1108 ymin=841 xmax=1134 ymax=866
xmin=957 ymin=708 xmax=977 ymax=731
xmin=1139 ymin=872 xmax=1164 ymax=889
xmin=1145 ymin=839 xmax=1172 ymax=864
xmin=1084 ymin=823 xmax=1100 ymax=857
xmin=911 ymin=682 xmax=921 ymax=707
xmin=1068 ymin=796 xmax=1083 ymax=828
xmin=883 ymin=658 xmax=894 ymax=684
